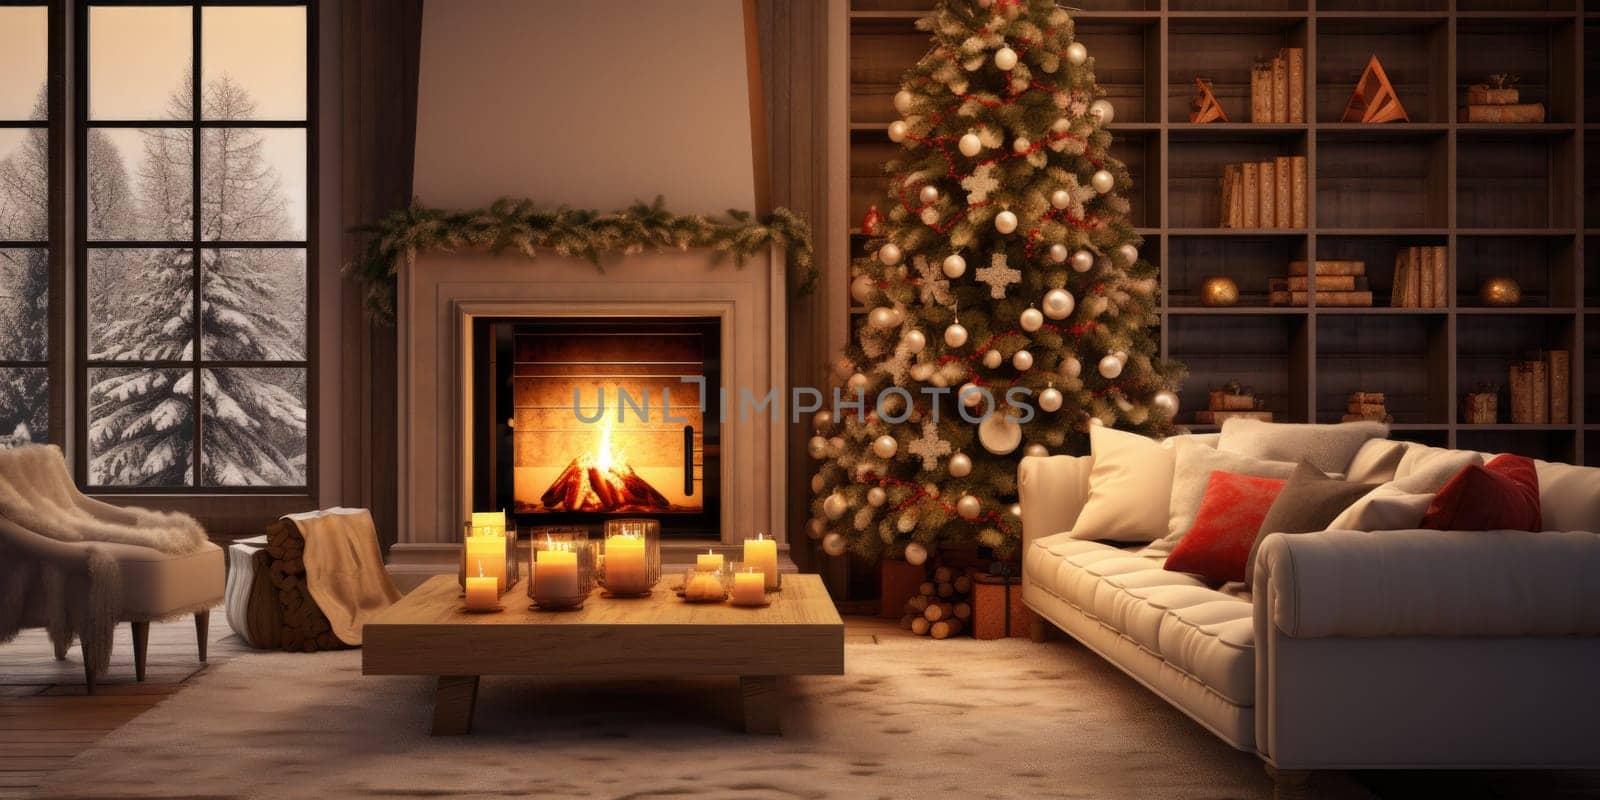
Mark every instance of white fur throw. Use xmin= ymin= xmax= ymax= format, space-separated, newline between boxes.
xmin=0 ymin=445 xmax=207 ymax=554
xmin=0 ymin=445 xmax=207 ymax=679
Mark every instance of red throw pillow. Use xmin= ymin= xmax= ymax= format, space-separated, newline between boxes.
xmin=1420 ymin=453 xmax=1542 ymax=531
xmin=1164 ymin=470 xmax=1288 ymax=584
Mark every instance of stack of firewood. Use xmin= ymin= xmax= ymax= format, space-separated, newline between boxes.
xmin=900 ymin=565 xmax=974 ymax=639
xmin=265 ymin=519 xmax=344 ymax=652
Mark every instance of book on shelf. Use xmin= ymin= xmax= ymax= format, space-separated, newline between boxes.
xmin=1285 ymin=48 xmax=1305 ymax=123
xmin=1241 ymin=162 xmax=1259 ymax=228
xmin=1224 ymin=164 xmax=1243 ymax=228
xmin=1419 ymin=247 xmax=1435 ymax=310
xmin=1433 ymin=246 xmax=1447 ymax=308
xmin=1285 ymin=275 xmax=1368 ymax=291
xmin=1251 ymin=62 xmax=1273 ymax=123
xmin=1271 ymin=289 xmax=1373 ymax=307
xmin=1195 ymin=410 xmax=1274 ymax=424
xmin=1548 ymin=350 xmax=1570 ymax=424
xmin=1290 ymin=156 xmax=1307 ymax=228
xmin=1390 ymin=246 xmax=1447 ymax=308
xmin=1208 ymin=390 xmax=1258 ymax=411
xmin=1509 ymin=363 xmax=1532 ymax=424
xmin=1466 ymin=84 xmax=1519 ymax=105
xmin=1459 ymin=103 xmax=1546 ymax=123
xmin=1530 ymin=359 xmax=1548 ymax=425
xmin=1271 ymin=55 xmax=1287 ymax=124
xmin=1258 ymin=160 xmax=1276 ymax=228
xmin=1350 ymin=391 xmax=1385 ymax=405
xmin=1274 ymin=157 xmax=1291 ymax=229
xmin=1289 ymin=260 xmax=1365 ymax=277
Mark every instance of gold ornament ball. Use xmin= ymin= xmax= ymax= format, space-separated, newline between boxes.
xmin=958 ymin=132 xmax=983 ymax=157
xmin=982 ymin=348 xmax=1003 ymax=368
xmin=893 ymin=89 xmax=914 ymax=115
xmin=948 ymin=451 xmax=973 ymax=477
xmin=807 ymin=435 xmax=828 ymax=459
xmin=812 ymin=409 xmax=833 ymax=431
xmin=1200 ymin=276 xmax=1240 ymax=307
xmin=822 ymin=532 xmax=847 ymax=557
xmin=903 ymin=329 xmax=927 ymax=353
xmin=1065 ymin=42 xmax=1088 ymax=65
xmin=1019 ymin=307 xmax=1044 ymax=332
xmin=956 ymin=495 xmax=982 ymax=520
xmin=904 ymin=541 xmax=928 ymax=566
xmin=1152 ymin=389 xmax=1180 ymax=418
xmin=823 ymin=492 xmax=848 ymax=520
xmin=1479 ymin=276 xmax=1522 ymax=307
xmin=919 ymin=184 xmax=940 ymax=205
xmin=867 ymin=487 xmax=887 ymax=507
xmin=887 ymin=120 xmax=908 ymax=143
xmin=942 ymin=253 xmax=967 ymax=278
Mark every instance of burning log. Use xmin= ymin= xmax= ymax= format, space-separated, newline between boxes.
xmin=540 ymin=454 xmax=670 ymax=512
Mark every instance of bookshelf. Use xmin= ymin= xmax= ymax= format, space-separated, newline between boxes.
xmin=836 ymin=0 xmax=1594 ymax=465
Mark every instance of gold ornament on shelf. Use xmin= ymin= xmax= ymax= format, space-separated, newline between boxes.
xmin=1200 ymin=276 xmax=1240 ymax=307
xmin=1478 ymin=276 xmax=1522 ymax=307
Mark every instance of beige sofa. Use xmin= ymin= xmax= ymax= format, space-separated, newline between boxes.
xmin=1018 ymin=438 xmax=1600 ymax=775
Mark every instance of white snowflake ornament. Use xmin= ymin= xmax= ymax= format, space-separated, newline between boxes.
xmin=961 ymin=163 xmax=1000 ymax=205
xmin=977 ymin=253 xmax=1021 ymax=299
xmin=907 ymin=419 xmax=953 ymax=471
xmin=911 ymin=256 xmax=953 ymax=307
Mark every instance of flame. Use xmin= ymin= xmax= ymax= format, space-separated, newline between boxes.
xmin=594 ymin=422 xmax=614 ymax=473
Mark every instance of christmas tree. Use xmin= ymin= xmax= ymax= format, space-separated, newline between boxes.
xmin=808 ymin=0 xmax=1182 ymax=564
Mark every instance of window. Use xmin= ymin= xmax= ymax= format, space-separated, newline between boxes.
xmin=0 ymin=3 xmax=52 ymax=448
xmin=78 ymin=1 xmax=312 ymax=489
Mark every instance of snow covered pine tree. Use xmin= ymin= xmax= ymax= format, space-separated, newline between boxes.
xmin=809 ymin=0 xmax=1183 ymax=563
xmin=0 ymin=90 xmax=50 ymax=444
xmin=86 ymin=73 xmax=306 ymax=487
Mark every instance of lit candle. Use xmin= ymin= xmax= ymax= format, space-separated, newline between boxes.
xmin=471 ymin=511 xmax=506 ymax=536
xmin=464 ymin=533 xmax=507 ymax=594
xmin=743 ymin=533 xmax=779 ymax=590
xmin=605 ymin=534 xmax=649 ymax=594
xmin=534 ymin=544 xmax=580 ymax=602
xmin=731 ymin=568 xmax=765 ymax=605
xmin=695 ymin=550 xmax=725 ymax=572
xmin=464 ymin=560 xmax=499 ymax=611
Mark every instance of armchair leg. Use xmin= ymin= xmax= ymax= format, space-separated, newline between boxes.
xmin=1264 ymin=765 xmax=1317 ymax=800
xmin=195 ymin=609 xmax=210 ymax=662
xmin=132 ymin=621 xmax=150 ymax=682
xmin=53 ymin=634 xmax=71 ymax=661
xmin=83 ymin=661 xmax=96 ymax=695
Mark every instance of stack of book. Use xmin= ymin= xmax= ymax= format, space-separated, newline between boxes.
xmin=1391 ymin=246 xmax=1448 ymax=309
xmin=1219 ymin=157 xmax=1307 ymax=229
xmin=1459 ymin=81 xmax=1546 ymax=123
xmin=1270 ymin=260 xmax=1373 ymax=307
xmin=1508 ymin=351 xmax=1570 ymax=424
xmin=1194 ymin=385 xmax=1273 ymax=424
xmin=1250 ymin=48 xmax=1305 ymax=124
xmin=1342 ymin=392 xmax=1392 ymax=424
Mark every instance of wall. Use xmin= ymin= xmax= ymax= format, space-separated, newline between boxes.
xmin=413 ymin=0 xmax=756 ymax=213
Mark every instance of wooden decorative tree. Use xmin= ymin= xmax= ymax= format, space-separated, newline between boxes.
xmin=1341 ymin=55 xmax=1409 ymax=123
xmin=1188 ymin=78 xmax=1227 ymax=123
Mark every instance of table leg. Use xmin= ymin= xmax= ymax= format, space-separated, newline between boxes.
xmin=431 ymin=675 xmax=479 ymax=736
xmin=740 ymin=675 xmax=780 ymax=735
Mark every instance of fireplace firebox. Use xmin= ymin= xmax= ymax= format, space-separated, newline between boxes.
xmin=471 ymin=317 xmax=722 ymax=537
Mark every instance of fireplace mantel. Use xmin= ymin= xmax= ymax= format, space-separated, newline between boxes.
xmin=391 ymin=245 xmax=789 ymax=577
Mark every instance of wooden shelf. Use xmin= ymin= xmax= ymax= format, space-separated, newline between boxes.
xmin=837 ymin=0 xmax=1593 ymax=463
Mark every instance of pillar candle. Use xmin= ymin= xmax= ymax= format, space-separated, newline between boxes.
xmin=731 ymin=569 xmax=765 ymax=605
xmin=471 ymin=511 xmax=507 ymax=536
xmin=464 ymin=576 xmax=499 ymax=611
xmin=743 ymin=533 xmax=779 ymax=590
xmin=605 ymin=535 xmax=649 ymax=594
xmin=465 ymin=534 xmax=507 ymax=594
xmin=534 ymin=547 xmax=579 ymax=602
xmin=695 ymin=550 xmax=724 ymax=572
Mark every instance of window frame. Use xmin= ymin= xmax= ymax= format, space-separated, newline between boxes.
xmin=72 ymin=0 xmax=318 ymax=495
xmin=0 ymin=0 xmax=65 ymax=449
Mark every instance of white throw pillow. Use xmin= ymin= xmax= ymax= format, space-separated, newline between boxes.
xmin=1218 ymin=419 xmax=1388 ymax=476
xmin=1164 ymin=437 xmax=1297 ymax=543
xmin=1069 ymin=428 xmax=1191 ymax=543
xmin=1326 ymin=448 xmax=1482 ymax=531
xmin=1535 ymin=459 xmax=1600 ymax=533
xmin=1345 ymin=438 xmax=1407 ymax=484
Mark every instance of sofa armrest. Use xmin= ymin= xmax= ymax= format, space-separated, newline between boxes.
xmin=1255 ymin=528 xmax=1600 ymax=638
xmin=0 ymin=515 xmax=93 ymax=575
xmin=1017 ymin=454 xmax=1093 ymax=552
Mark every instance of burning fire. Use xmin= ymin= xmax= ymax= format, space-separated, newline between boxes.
xmin=539 ymin=422 xmax=670 ymax=513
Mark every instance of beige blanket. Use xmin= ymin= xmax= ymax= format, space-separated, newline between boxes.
xmin=287 ymin=508 xmax=400 ymax=646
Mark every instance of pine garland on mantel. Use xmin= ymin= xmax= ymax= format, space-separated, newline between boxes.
xmin=347 ymin=196 xmax=816 ymax=323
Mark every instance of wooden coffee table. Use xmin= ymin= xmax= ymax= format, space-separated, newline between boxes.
xmin=362 ymin=573 xmax=843 ymax=735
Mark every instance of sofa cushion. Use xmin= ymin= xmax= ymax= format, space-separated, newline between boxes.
xmin=100 ymin=540 xmax=225 ymax=619
xmin=1105 ymin=583 xmax=1229 ymax=654
xmin=1158 ymin=599 xmax=1256 ymax=706
xmin=1535 ymin=459 xmax=1600 ymax=533
xmin=1070 ymin=427 xmax=1181 ymax=543
xmin=1166 ymin=439 xmax=1297 ymax=542
xmin=1165 ymin=470 xmax=1289 ymax=584
xmin=1248 ymin=462 xmax=1378 ymax=584
xmin=1422 ymin=454 xmax=1542 ymax=532
xmin=1218 ymin=418 xmax=1388 ymax=476
xmin=1345 ymin=438 xmax=1407 ymax=484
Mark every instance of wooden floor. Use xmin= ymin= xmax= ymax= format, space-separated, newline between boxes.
xmin=0 ymin=607 xmax=246 ymax=799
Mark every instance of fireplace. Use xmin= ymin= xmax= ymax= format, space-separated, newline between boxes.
xmin=471 ymin=317 xmax=722 ymax=536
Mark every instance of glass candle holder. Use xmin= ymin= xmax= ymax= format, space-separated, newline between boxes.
xmin=460 ymin=522 xmax=509 ymax=595
xmin=728 ymin=562 xmax=769 ymax=607
xmin=598 ymin=518 xmax=660 ymax=596
xmin=527 ymin=527 xmax=594 ymax=610
xmin=680 ymin=566 xmax=729 ymax=603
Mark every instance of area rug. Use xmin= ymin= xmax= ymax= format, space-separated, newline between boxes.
xmin=35 ymin=635 xmax=1287 ymax=800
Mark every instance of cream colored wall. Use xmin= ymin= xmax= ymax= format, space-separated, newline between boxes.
xmin=413 ymin=0 xmax=756 ymax=213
